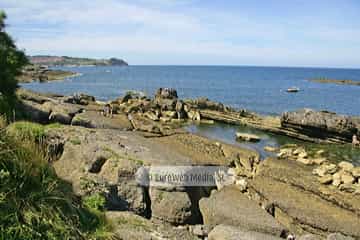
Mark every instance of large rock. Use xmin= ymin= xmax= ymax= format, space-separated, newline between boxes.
xmin=208 ymin=224 xmax=283 ymax=240
xmin=150 ymin=188 xmax=193 ymax=225
xmin=63 ymin=93 xmax=95 ymax=105
xmin=155 ymin=88 xmax=178 ymax=100
xmin=281 ymin=109 xmax=359 ymax=143
xmin=185 ymin=97 xmax=227 ymax=112
xmin=43 ymin=101 xmax=82 ymax=124
xmin=199 ymin=186 xmax=286 ymax=236
xmin=20 ymin=100 xmax=51 ymax=123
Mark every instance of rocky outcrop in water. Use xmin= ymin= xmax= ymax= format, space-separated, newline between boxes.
xmin=281 ymin=109 xmax=360 ymax=143
xmin=17 ymin=64 xmax=77 ymax=83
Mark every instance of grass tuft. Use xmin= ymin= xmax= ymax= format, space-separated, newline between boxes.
xmin=0 ymin=121 xmax=114 ymax=239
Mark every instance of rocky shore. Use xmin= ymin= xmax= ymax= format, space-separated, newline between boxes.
xmin=12 ymin=87 xmax=360 ymax=239
xmin=17 ymin=64 xmax=78 ymax=83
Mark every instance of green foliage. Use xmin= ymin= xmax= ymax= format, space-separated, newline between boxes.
xmin=0 ymin=10 xmax=28 ymax=118
xmin=0 ymin=124 xmax=113 ymax=239
xmin=6 ymin=121 xmax=63 ymax=143
xmin=83 ymin=193 xmax=106 ymax=212
xmin=6 ymin=121 xmax=46 ymax=142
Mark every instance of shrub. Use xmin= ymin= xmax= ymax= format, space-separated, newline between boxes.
xmin=0 ymin=10 xmax=28 ymax=119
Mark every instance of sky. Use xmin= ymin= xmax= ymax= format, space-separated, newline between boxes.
xmin=1 ymin=0 xmax=359 ymax=68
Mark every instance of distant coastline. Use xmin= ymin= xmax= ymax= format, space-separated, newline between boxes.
xmin=28 ymin=55 xmax=128 ymax=67
xmin=309 ymin=78 xmax=360 ymax=86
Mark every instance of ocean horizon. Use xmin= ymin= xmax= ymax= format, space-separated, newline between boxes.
xmin=22 ymin=65 xmax=360 ymax=116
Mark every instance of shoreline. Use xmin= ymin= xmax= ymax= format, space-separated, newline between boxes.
xmin=10 ymin=87 xmax=360 ymax=239
xmin=17 ymin=66 xmax=80 ymax=83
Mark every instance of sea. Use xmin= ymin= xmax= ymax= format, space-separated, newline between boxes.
xmin=21 ymin=65 xmax=360 ymax=163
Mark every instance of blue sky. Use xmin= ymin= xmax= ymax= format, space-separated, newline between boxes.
xmin=1 ymin=0 xmax=359 ymax=68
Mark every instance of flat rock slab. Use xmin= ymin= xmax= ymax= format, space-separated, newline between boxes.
xmin=254 ymin=158 xmax=360 ymax=216
xmin=199 ymin=186 xmax=286 ymax=237
xmin=156 ymin=133 xmax=259 ymax=166
xmin=208 ymin=224 xmax=283 ymax=240
xmin=236 ymin=132 xmax=261 ymax=142
xmin=71 ymin=111 xmax=133 ymax=130
xmin=249 ymin=159 xmax=360 ymax=237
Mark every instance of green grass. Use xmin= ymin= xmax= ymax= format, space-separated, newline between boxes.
xmin=6 ymin=121 xmax=63 ymax=143
xmin=303 ymin=143 xmax=360 ymax=166
xmin=280 ymin=142 xmax=360 ymax=166
xmin=83 ymin=193 xmax=106 ymax=212
xmin=0 ymin=119 xmax=114 ymax=240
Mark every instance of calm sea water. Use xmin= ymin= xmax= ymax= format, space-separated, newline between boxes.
xmin=22 ymin=65 xmax=360 ymax=116
xmin=22 ymin=65 xmax=360 ymax=163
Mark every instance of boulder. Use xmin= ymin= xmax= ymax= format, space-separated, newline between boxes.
xmin=208 ymin=224 xmax=283 ymax=240
xmin=20 ymin=100 xmax=51 ymax=123
xmin=150 ymin=188 xmax=193 ymax=225
xmin=281 ymin=109 xmax=359 ymax=143
xmin=187 ymin=110 xmax=201 ymax=121
xmin=120 ymin=91 xmax=144 ymax=104
xmin=264 ymin=146 xmax=278 ymax=152
xmin=64 ymin=93 xmax=95 ymax=105
xmin=319 ymin=175 xmax=333 ymax=184
xmin=48 ymin=111 xmax=72 ymax=124
xmin=338 ymin=161 xmax=354 ymax=172
xmin=312 ymin=158 xmax=326 ymax=165
xmin=340 ymin=172 xmax=355 ymax=184
xmin=312 ymin=164 xmax=338 ymax=177
xmin=155 ymin=98 xmax=177 ymax=111
xmin=236 ymin=132 xmax=261 ymax=142
xmin=199 ymin=186 xmax=286 ymax=236
xmin=155 ymin=88 xmax=178 ymax=100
